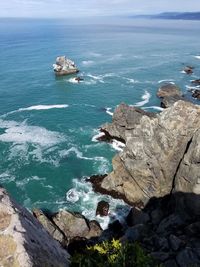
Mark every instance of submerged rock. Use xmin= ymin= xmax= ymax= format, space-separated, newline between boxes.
xmin=0 ymin=188 xmax=69 ymax=267
xmin=191 ymin=79 xmax=200 ymax=86
xmin=157 ymin=83 xmax=184 ymax=108
xmin=183 ymin=66 xmax=194 ymax=74
xmin=191 ymin=89 xmax=200 ymax=99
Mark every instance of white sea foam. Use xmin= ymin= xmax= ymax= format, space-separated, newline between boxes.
xmin=0 ymin=172 xmax=15 ymax=183
xmin=18 ymin=104 xmax=69 ymax=111
xmin=144 ymin=106 xmax=164 ymax=111
xmin=89 ymin=52 xmax=102 ymax=57
xmin=1 ymin=104 xmax=69 ymax=118
xmin=87 ymin=74 xmax=105 ymax=83
xmin=124 ymin=77 xmax=139 ymax=84
xmin=0 ymin=119 xmax=65 ymax=146
xmin=134 ymin=90 xmax=151 ymax=107
xmin=194 ymin=55 xmax=200 ymax=59
xmin=158 ymin=79 xmax=175 ymax=84
xmin=92 ymin=130 xmax=105 ymax=142
xmin=66 ymin=178 xmax=130 ymax=230
xmin=82 ymin=60 xmax=94 ymax=65
xmin=16 ymin=176 xmax=46 ymax=188
xmin=186 ymin=85 xmax=200 ymax=90
xmin=68 ymin=77 xmax=84 ymax=84
xmin=106 ymin=107 xmax=113 ymax=116
xmin=111 ymin=139 xmax=125 ymax=152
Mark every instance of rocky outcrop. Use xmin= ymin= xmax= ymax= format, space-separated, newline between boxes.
xmin=183 ymin=66 xmax=194 ymax=74
xmin=157 ymin=84 xmax=184 ymax=108
xmin=94 ymin=101 xmax=200 ymax=206
xmin=122 ymin=192 xmax=200 ymax=267
xmin=191 ymin=89 xmax=200 ymax=100
xmin=0 ymin=188 xmax=69 ymax=267
xmin=99 ymin=103 xmax=156 ymax=143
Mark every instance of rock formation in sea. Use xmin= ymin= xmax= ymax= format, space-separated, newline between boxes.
xmin=0 ymin=188 xmax=70 ymax=267
xmin=92 ymin=100 xmax=200 ymax=206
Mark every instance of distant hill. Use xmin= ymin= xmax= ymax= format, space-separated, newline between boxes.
xmin=133 ymin=12 xmax=200 ymax=20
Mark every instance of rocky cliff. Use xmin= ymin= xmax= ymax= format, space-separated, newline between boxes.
xmin=0 ymin=188 xmax=70 ymax=267
xmin=95 ymin=100 xmax=200 ymax=206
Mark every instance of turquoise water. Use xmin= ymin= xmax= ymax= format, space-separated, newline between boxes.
xmin=0 ymin=17 xmax=200 ymax=227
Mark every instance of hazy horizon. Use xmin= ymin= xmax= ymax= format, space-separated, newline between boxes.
xmin=0 ymin=0 xmax=200 ymax=18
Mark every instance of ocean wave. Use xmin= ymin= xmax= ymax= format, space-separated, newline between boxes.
xmin=66 ymin=178 xmax=130 ymax=230
xmin=68 ymin=77 xmax=84 ymax=84
xmin=0 ymin=172 xmax=15 ymax=183
xmin=82 ymin=60 xmax=94 ymax=65
xmin=158 ymin=79 xmax=175 ymax=84
xmin=134 ymin=90 xmax=151 ymax=107
xmin=0 ymin=118 xmax=65 ymax=146
xmin=144 ymin=106 xmax=164 ymax=111
xmin=111 ymin=139 xmax=125 ymax=152
xmin=16 ymin=176 xmax=46 ymax=188
xmin=87 ymin=74 xmax=105 ymax=83
xmin=18 ymin=104 xmax=69 ymax=111
xmin=186 ymin=85 xmax=200 ymax=90
xmin=124 ymin=77 xmax=139 ymax=84
xmin=1 ymin=104 xmax=69 ymax=117
xmin=194 ymin=55 xmax=200 ymax=59
xmin=106 ymin=107 xmax=113 ymax=116
xmin=89 ymin=52 xmax=102 ymax=57
xmin=92 ymin=131 xmax=105 ymax=142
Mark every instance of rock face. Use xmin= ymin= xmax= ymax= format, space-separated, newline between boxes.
xmin=157 ymin=84 xmax=184 ymax=108
xmin=96 ymin=101 xmax=200 ymax=206
xmin=0 ymin=188 xmax=70 ymax=267
xmin=100 ymin=103 xmax=156 ymax=142
xmin=122 ymin=192 xmax=200 ymax=267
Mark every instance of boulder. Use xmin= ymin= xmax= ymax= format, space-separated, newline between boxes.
xmin=157 ymin=84 xmax=182 ymax=98
xmin=97 ymin=101 xmax=200 ymax=206
xmin=176 ymin=248 xmax=200 ymax=267
xmin=96 ymin=201 xmax=109 ymax=216
xmin=52 ymin=210 xmax=102 ymax=241
xmin=126 ymin=207 xmax=149 ymax=227
xmin=192 ymin=89 xmax=200 ymax=99
xmin=0 ymin=188 xmax=69 ymax=267
xmin=160 ymin=95 xmax=185 ymax=108
xmin=32 ymin=208 xmax=67 ymax=246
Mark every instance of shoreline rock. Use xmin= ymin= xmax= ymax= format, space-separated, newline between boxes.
xmin=92 ymin=101 xmax=200 ymax=207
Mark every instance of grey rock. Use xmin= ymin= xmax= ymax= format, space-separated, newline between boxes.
xmin=175 ymin=129 xmax=200 ymax=195
xmin=169 ymin=234 xmax=182 ymax=251
xmin=157 ymin=214 xmax=184 ymax=235
xmin=157 ymin=83 xmax=182 ymax=98
xmin=161 ymin=95 xmax=185 ymax=108
xmin=126 ymin=207 xmax=150 ymax=226
xmin=99 ymin=101 xmax=200 ymax=205
xmin=33 ymin=208 xmax=66 ymax=245
xmin=151 ymin=208 xmax=164 ymax=225
xmin=123 ymin=224 xmax=145 ymax=242
xmin=185 ymin=221 xmax=200 ymax=237
xmin=154 ymin=236 xmax=169 ymax=251
xmin=150 ymin=251 xmax=170 ymax=262
xmin=53 ymin=210 xmax=90 ymax=239
xmin=0 ymin=188 xmax=69 ymax=267
xmin=163 ymin=259 xmax=178 ymax=267
xmin=176 ymin=248 xmax=200 ymax=267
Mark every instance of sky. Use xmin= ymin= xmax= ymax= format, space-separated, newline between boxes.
xmin=0 ymin=0 xmax=200 ymax=18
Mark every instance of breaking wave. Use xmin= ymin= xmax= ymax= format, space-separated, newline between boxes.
xmin=106 ymin=107 xmax=113 ymax=116
xmin=134 ymin=90 xmax=151 ymax=107
xmin=82 ymin=60 xmax=94 ymax=65
xmin=194 ymin=55 xmax=200 ymax=59
xmin=66 ymin=177 xmax=130 ymax=230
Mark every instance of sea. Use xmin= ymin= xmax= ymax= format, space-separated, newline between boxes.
xmin=0 ymin=17 xmax=200 ymax=228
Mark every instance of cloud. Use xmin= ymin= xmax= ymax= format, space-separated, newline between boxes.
xmin=0 ymin=0 xmax=200 ymax=18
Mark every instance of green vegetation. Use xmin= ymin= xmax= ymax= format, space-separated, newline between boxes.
xmin=70 ymin=239 xmax=161 ymax=267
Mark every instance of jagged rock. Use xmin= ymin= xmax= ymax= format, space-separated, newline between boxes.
xmin=33 ymin=208 xmax=67 ymax=246
xmin=192 ymin=89 xmax=200 ymax=99
xmin=163 ymin=259 xmax=178 ymax=267
xmin=123 ymin=224 xmax=146 ymax=242
xmin=157 ymin=84 xmax=182 ymax=98
xmin=96 ymin=200 xmax=109 ymax=216
xmin=160 ymin=95 xmax=185 ymax=108
xmin=97 ymin=101 xmax=200 ymax=205
xmin=52 ymin=210 xmax=102 ymax=241
xmin=100 ymin=103 xmax=155 ymax=142
xmin=126 ymin=207 xmax=149 ymax=227
xmin=0 ymin=188 xmax=69 ymax=267
xmin=154 ymin=236 xmax=169 ymax=251
xmin=150 ymin=251 xmax=170 ymax=262
xmin=184 ymin=222 xmax=200 ymax=237
xmin=176 ymin=248 xmax=200 ymax=267
xmin=157 ymin=84 xmax=184 ymax=108
xmin=169 ymin=234 xmax=182 ymax=251
xmin=175 ymin=129 xmax=200 ymax=194
xmin=191 ymin=79 xmax=200 ymax=86
xmin=157 ymin=214 xmax=184 ymax=236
